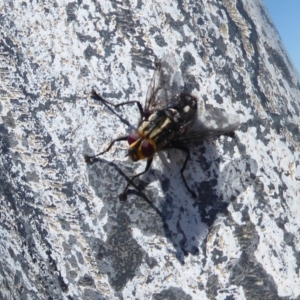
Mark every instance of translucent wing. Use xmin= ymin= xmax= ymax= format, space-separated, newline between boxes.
xmin=172 ymin=108 xmax=241 ymax=145
xmin=144 ymin=54 xmax=184 ymax=112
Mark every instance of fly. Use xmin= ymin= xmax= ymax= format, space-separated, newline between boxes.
xmin=85 ymin=54 xmax=241 ymax=200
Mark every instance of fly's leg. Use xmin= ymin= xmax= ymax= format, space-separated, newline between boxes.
xmin=91 ymin=90 xmax=145 ymax=119
xmin=115 ymin=101 xmax=144 ymax=119
xmin=84 ymin=136 xmax=128 ymax=164
xmin=88 ymin=90 xmax=153 ymax=199
xmin=173 ymin=146 xmax=197 ymax=198
xmin=119 ymin=157 xmax=153 ymax=201
xmin=86 ymin=90 xmax=143 ymax=164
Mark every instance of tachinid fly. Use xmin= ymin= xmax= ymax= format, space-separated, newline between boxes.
xmin=85 ymin=54 xmax=241 ymax=200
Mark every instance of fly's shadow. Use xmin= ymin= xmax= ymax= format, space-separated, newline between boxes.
xmin=86 ymin=138 xmax=258 ymax=263
xmin=157 ymin=149 xmax=258 ymax=262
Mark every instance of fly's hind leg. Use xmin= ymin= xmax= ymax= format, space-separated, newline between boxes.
xmin=173 ymin=145 xmax=197 ymax=198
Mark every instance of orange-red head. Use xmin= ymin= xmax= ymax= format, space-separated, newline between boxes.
xmin=127 ymin=132 xmax=156 ymax=161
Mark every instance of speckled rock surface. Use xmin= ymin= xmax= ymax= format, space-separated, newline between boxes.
xmin=1 ymin=0 xmax=300 ymax=299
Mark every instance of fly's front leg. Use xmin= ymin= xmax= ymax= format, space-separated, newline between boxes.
xmin=115 ymin=101 xmax=144 ymax=120
xmin=119 ymin=157 xmax=153 ymax=201
xmin=84 ymin=136 xmax=128 ymax=164
xmin=173 ymin=145 xmax=197 ymax=198
xmin=91 ymin=90 xmax=145 ymax=119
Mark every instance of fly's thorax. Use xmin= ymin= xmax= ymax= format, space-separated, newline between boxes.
xmin=138 ymin=109 xmax=179 ymax=149
xmin=127 ymin=132 xmax=156 ymax=161
xmin=141 ymin=109 xmax=180 ymax=132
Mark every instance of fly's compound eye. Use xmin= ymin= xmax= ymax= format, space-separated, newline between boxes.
xmin=128 ymin=132 xmax=140 ymax=145
xmin=141 ymin=139 xmax=155 ymax=158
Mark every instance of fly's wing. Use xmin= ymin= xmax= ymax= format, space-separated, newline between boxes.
xmin=144 ymin=54 xmax=184 ymax=112
xmin=173 ymin=107 xmax=241 ymax=145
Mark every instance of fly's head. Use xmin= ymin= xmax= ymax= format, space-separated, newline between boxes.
xmin=127 ymin=132 xmax=156 ymax=161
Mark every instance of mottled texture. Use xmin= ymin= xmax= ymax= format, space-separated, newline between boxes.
xmin=1 ymin=0 xmax=300 ymax=299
